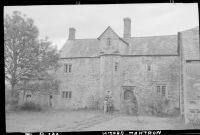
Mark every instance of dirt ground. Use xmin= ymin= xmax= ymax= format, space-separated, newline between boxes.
xmin=6 ymin=110 xmax=197 ymax=132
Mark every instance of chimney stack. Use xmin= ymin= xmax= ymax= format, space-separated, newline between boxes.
xmin=123 ymin=18 xmax=131 ymax=38
xmin=68 ymin=27 xmax=76 ymax=40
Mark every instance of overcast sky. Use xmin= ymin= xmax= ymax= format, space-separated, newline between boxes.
xmin=4 ymin=3 xmax=199 ymax=50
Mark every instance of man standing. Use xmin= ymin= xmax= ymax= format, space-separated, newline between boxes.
xmin=103 ymin=97 xmax=108 ymax=113
xmin=108 ymin=96 xmax=114 ymax=113
xmin=131 ymin=94 xmax=138 ymax=115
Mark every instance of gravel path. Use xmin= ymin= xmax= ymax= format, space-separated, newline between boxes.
xmin=6 ymin=110 xmax=194 ymax=132
xmin=85 ymin=115 xmax=186 ymax=130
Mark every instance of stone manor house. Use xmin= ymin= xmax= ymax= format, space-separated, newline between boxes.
xmin=21 ymin=17 xmax=200 ymax=123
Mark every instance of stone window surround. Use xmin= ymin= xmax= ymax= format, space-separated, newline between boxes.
xmin=64 ymin=64 xmax=72 ymax=73
xmin=156 ymin=84 xmax=168 ymax=97
xmin=146 ymin=63 xmax=152 ymax=71
xmin=26 ymin=94 xmax=31 ymax=98
xmin=107 ymin=38 xmax=111 ymax=46
xmin=114 ymin=62 xmax=119 ymax=71
xmin=62 ymin=91 xmax=72 ymax=99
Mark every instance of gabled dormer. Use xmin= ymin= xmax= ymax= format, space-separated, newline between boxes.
xmin=98 ymin=26 xmax=129 ymax=54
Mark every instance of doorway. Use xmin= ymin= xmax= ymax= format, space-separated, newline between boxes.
xmin=49 ymin=95 xmax=53 ymax=107
xmin=121 ymin=86 xmax=138 ymax=115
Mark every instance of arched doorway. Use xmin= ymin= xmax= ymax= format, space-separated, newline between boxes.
xmin=124 ymin=90 xmax=134 ymax=100
xmin=121 ymin=86 xmax=138 ymax=115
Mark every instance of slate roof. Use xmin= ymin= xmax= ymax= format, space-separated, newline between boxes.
xmin=181 ymin=26 xmax=199 ymax=33
xmin=125 ymin=35 xmax=178 ymax=55
xmin=60 ymin=36 xmax=178 ymax=58
xmin=60 ymin=27 xmax=198 ymax=58
xmin=59 ymin=39 xmax=100 ymax=58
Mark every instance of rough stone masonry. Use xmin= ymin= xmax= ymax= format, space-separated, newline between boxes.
xmin=42 ymin=18 xmax=199 ymax=123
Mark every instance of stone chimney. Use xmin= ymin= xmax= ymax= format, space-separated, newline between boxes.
xmin=123 ymin=18 xmax=131 ymax=38
xmin=68 ymin=27 xmax=76 ymax=40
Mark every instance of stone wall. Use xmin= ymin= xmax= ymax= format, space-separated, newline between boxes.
xmin=99 ymin=27 xmax=128 ymax=54
xmin=121 ymin=56 xmax=180 ymax=113
xmin=56 ymin=55 xmax=180 ymax=112
xmin=55 ymin=58 xmax=100 ymax=109
xmin=180 ymin=26 xmax=200 ymax=123
xmin=100 ymin=55 xmax=123 ymax=110
xmin=181 ymin=27 xmax=200 ymax=60
xmin=183 ymin=62 xmax=200 ymax=123
xmin=99 ymin=55 xmax=180 ymax=112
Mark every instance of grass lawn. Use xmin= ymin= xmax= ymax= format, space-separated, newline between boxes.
xmin=6 ymin=109 xmax=199 ymax=132
xmin=6 ymin=109 xmax=104 ymax=132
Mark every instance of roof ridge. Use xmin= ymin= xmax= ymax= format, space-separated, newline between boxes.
xmin=127 ymin=34 xmax=177 ymax=39
xmin=73 ymin=38 xmax=98 ymax=40
xmin=180 ymin=26 xmax=199 ymax=32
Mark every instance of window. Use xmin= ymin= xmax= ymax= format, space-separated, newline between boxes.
xmin=65 ymin=64 xmax=72 ymax=73
xmin=114 ymin=62 xmax=118 ymax=71
xmin=62 ymin=91 xmax=65 ymax=98
xmin=26 ymin=94 xmax=31 ymax=98
xmin=148 ymin=65 xmax=151 ymax=71
xmin=146 ymin=64 xmax=151 ymax=71
xmin=69 ymin=91 xmax=72 ymax=98
xmin=62 ymin=91 xmax=72 ymax=99
xmin=65 ymin=64 xmax=68 ymax=72
xmin=157 ymin=85 xmax=167 ymax=97
xmin=107 ymin=38 xmax=111 ymax=46
xmin=157 ymin=86 xmax=160 ymax=93
xmin=162 ymin=86 xmax=166 ymax=96
xmin=69 ymin=64 xmax=72 ymax=72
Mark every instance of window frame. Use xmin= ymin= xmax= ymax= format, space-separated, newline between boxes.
xmin=62 ymin=91 xmax=72 ymax=99
xmin=107 ymin=38 xmax=111 ymax=46
xmin=114 ymin=62 xmax=118 ymax=71
xmin=156 ymin=85 xmax=167 ymax=97
xmin=68 ymin=64 xmax=72 ymax=72
xmin=161 ymin=86 xmax=166 ymax=96
xmin=64 ymin=64 xmax=72 ymax=73
xmin=157 ymin=86 xmax=160 ymax=93
xmin=65 ymin=64 xmax=68 ymax=72
xmin=69 ymin=91 xmax=72 ymax=98
xmin=146 ymin=63 xmax=151 ymax=71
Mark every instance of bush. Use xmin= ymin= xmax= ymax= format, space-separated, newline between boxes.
xmin=6 ymin=99 xmax=19 ymax=112
xmin=6 ymin=93 xmax=20 ymax=112
xmin=166 ymin=107 xmax=180 ymax=117
xmin=142 ymin=93 xmax=170 ymax=116
xmin=20 ymin=102 xmax=42 ymax=111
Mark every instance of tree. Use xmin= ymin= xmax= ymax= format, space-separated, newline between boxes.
xmin=4 ymin=11 xmax=59 ymax=98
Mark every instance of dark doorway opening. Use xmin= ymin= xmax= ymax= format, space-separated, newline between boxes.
xmin=121 ymin=86 xmax=138 ymax=115
xmin=49 ymin=95 xmax=53 ymax=107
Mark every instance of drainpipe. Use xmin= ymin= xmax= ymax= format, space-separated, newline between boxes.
xmin=178 ymin=32 xmax=184 ymax=119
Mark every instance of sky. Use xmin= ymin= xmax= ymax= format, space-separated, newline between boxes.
xmin=4 ymin=3 xmax=199 ymax=50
